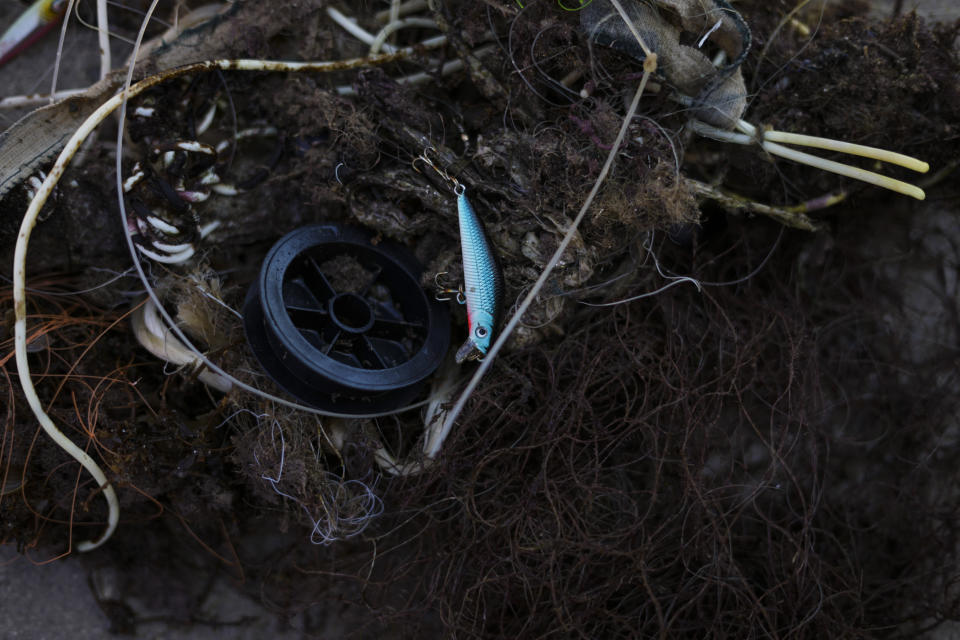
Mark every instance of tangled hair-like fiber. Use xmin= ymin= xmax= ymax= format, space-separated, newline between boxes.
xmin=3 ymin=2 xmax=959 ymax=636
xmin=315 ymin=219 xmax=960 ymax=639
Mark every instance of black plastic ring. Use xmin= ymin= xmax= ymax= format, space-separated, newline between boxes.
xmin=243 ymin=224 xmax=449 ymax=414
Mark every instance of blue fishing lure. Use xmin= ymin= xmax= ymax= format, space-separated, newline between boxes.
xmin=415 ymin=148 xmax=504 ymax=363
xmin=454 ymin=187 xmax=504 ymax=362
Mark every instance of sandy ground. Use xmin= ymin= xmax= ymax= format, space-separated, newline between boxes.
xmin=871 ymin=0 xmax=960 ymax=19
xmin=0 ymin=1 xmax=956 ymax=638
xmin=1 ymin=547 xmax=306 ymax=640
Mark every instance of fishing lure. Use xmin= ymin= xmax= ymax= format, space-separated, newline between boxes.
xmin=415 ymin=149 xmax=504 ymax=363
xmin=0 ymin=0 xmax=68 ymax=69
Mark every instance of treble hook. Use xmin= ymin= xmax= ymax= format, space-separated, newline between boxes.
xmin=413 ymin=147 xmax=462 ymax=193
xmin=434 ymin=271 xmax=466 ymax=304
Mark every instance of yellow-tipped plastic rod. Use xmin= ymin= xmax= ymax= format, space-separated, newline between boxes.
xmin=763 ymin=130 xmax=929 ymax=173
xmin=763 ymin=141 xmax=926 ymax=200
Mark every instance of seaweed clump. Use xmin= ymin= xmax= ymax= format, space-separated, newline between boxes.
xmin=720 ymin=6 xmax=960 ymax=202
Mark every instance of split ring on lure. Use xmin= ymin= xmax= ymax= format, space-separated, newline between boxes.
xmin=414 ymin=149 xmax=504 ymax=363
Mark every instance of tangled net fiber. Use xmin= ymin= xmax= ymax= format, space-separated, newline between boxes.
xmin=255 ymin=221 xmax=960 ymax=639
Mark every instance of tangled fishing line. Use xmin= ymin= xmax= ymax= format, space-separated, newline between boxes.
xmin=1 ymin=0 xmax=959 ymax=637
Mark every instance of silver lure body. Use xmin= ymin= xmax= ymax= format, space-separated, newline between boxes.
xmin=455 ymin=189 xmax=504 ymax=362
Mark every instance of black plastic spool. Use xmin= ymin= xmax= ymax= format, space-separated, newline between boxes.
xmin=243 ymin=225 xmax=449 ymax=414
